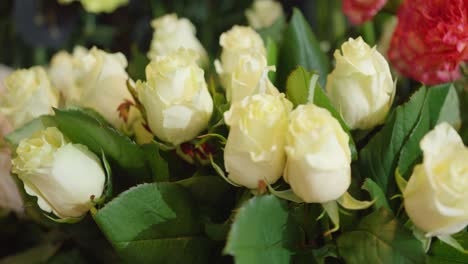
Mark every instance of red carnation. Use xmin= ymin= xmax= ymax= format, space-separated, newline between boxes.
xmin=343 ymin=0 xmax=388 ymax=25
xmin=388 ymin=0 xmax=468 ymax=85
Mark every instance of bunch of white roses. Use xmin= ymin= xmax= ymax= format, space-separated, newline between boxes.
xmin=1 ymin=1 xmax=467 ymax=241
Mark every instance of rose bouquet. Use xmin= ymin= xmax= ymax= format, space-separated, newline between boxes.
xmin=0 ymin=0 xmax=467 ymax=263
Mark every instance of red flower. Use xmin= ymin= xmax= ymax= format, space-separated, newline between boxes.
xmin=388 ymin=0 xmax=468 ymax=85
xmin=343 ymin=0 xmax=388 ymax=25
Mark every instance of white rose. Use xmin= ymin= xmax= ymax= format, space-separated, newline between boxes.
xmin=284 ymin=104 xmax=351 ymax=203
xmin=136 ymin=49 xmax=213 ymax=145
xmin=49 ymin=47 xmax=133 ymax=129
xmin=224 ymin=93 xmax=292 ymax=189
xmin=0 ymin=66 xmax=59 ymax=129
xmin=215 ymin=26 xmax=266 ymax=91
xmin=326 ymin=37 xmax=395 ymax=130
xmin=245 ymin=0 xmax=284 ymax=29
xmin=12 ymin=127 xmax=105 ymax=218
xmin=403 ymin=123 xmax=468 ymax=236
xmin=48 ymin=47 xmax=87 ymax=102
xmin=148 ymin=14 xmax=208 ymax=66
xmin=226 ymin=52 xmax=279 ymax=103
xmin=58 ymin=0 xmax=128 ymax=13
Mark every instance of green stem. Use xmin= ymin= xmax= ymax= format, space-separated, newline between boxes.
xmin=361 ymin=21 xmax=375 ymax=46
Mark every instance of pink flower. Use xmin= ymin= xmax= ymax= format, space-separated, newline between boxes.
xmin=343 ymin=0 xmax=387 ymax=25
xmin=388 ymin=0 xmax=468 ymax=85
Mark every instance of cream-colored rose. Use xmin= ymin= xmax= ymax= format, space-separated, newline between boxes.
xmin=215 ymin=26 xmax=266 ymax=92
xmin=136 ymin=49 xmax=213 ymax=145
xmin=0 ymin=66 xmax=59 ymax=129
xmin=12 ymin=127 xmax=105 ymax=218
xmin=49 ymin=47 xmax=133 ymax=129
xmin=58 ymin=0 xmax=128 ymax=13
xmin=148 ymin=14 xmax=208 ymax=66
xmin=326 ymin=37 xmax=395 ymax=130
xmin=226 ymin=52 xmax=279 ymax=103
xmin=404 ymin=123 xmax=468 ymax=236
xmin=245 ymin=0 xmax=284 ymax=29
xmin=284 ymin=104 xmax=351 ymax=203
xmin=224 ymin=93 xmax=292 ymax=189
xmin=48 ymin=47 xmax=88 ymax=103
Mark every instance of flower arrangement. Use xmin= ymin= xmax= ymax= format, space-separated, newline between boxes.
xmin=0 ymin=0 xmax=467 ymax=263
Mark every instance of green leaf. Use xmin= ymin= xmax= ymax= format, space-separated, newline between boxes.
xmin=397 ymin=84 xmax=460 ymax=178
xmin=362 ymin=178 xmax=390 ymax=210
xmin=5 ymin=116 xmax=56 ymax=146
xmin=52 ymin=108 xmax=150 ymax=182
xmin=359 ymin=87 xmax=427 ymax=194
xmin=94 ymin=183 xmax=213 ymax=263
xmin=428 ymin=233 xmax=468 ymax=263
xmin=337 ymin=208 xmax=426 ymax=264
xmin=176 ymin=175 xmax=233 ymax=207
xmin=278 ymin=8 xmax=329 ymax=89
xmin=337 ymin=192 xmax=373 ymax=210
xmin=141 ymin=143 xmax=169 ymax=182
xmin=225 ymin=195 xmax=300 ymax=263
xmin=286 ymin=66 xmax=313 ymax=107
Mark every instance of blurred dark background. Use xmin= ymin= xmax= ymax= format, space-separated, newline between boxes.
xmin=0 ymin=0 xmax=357 ymax=69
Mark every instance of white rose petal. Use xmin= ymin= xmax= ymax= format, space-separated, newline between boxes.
xmin=246 ymin=0 xmax=284 ymax=29
xmin=12 ymin=127 xmax=105 ymax=218
xmin=0 ymin=66 xmax=58 ymax=129
xmin=49 ymin=47 xmax=133 ymax=129
xmin=404 ymin=123 xmax=468 ymax=236
xmin=148 ymin=14 xmax=208 ymax=66
xmin=137 ymin=49 xmax=213 ymax=145
xmin=326 ymin=37 xmax=395 ymax=130
xmin=224 ymin=93 xmax=292 ymax=189
xmin=284 ymin=104 xmax=351 ymax=203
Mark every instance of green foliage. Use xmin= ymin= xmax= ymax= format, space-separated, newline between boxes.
xmin=362 ymin=179 xmax=390 ymax=210
xmin=397 ymin=84 xmax=460 ymax=178
xmin=278 ymin=8 xmax=330 ymax=89
xmin=428 ymin=233 xmax=468 ymax=263
xmin=337 ymin=208 xmax=426 ymax=264
xmin=141 ymin=143 xmax=170 ymax=182
xmin=94 ymin=183 xmax=213 ymax=263
xmin=225 ymin=195 xmax=301 ymax=263
xmin=360 ymin=84 xmax=461 ymax=200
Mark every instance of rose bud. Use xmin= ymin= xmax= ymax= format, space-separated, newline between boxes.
xmin=148 ymin=14 xmax=208 ymax=66
xmin=226 ymin=52 xmax=279 ymax=104
xmin=136 ymin=49 xmax=213 ymax=146
xmin=12 ymin=127 xmax=105 ymax=218
xmin=224 ymin=93 xmax=292 ymax=189
xmin=245 ymin=0 xmax=284 ymax=29
xmin=326 ymin=37 xmax=395 ymax=130
xmin=404 ymin=123 xmax=468 ymax=236
xmin=215 ymin=25 xmax=266 ymax=93
xmin=284 ymin=104 xmax=351 ymax=203
xmin=343 ymin=0 xmax=387 ymax=25
xmin=0 ymin=66 xmax=59 ymax=129
xmin=58 ymin=0 xmax=128 ymax=13
xmin=49 ymin=47 xmax=134 ymax=129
